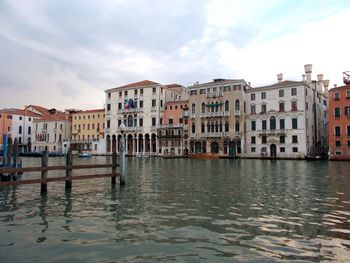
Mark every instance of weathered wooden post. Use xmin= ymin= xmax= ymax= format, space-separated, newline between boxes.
xmin=41 ymin=148 xmax=49 ymax=195
xmin=65 ymin=149 xmax=73 ymax=190
xmin=119 ymin=122 xmax=126 ymax=186
xmin=12 ymin=138 xmax=18 ymax=181
xmin=3 ymin=137 xmax=13 ymax=182
xmin=111 ymin=137 xmax=117 ymax=185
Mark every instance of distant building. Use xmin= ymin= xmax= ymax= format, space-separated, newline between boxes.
xmin=0 ymin=108 xmax=41 ymax=152
xmin=328 ymin=72 xmax=350 ymax=160
xmin=104 ymin=80 xmax=187 ymax=156
xmin=244 ymin=64 xmax=329 ymax=159
xmin=157 ymin=100 xmax=189 ymax=157
xmin=188 ymin=79 xmax=248 ymax=157
xmin=32 ymin=109 xmax=72 ymax=153
xmin=71 ymin=109 xmax=105 ymax=153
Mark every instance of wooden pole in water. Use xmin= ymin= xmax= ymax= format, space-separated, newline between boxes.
xmin=41 ymin=149 xmax=48 ymax=194
xmin=119 ymin=134 xmax=125 ymax=186
xmin=111 ymin=137 xmax=117 ymax=185
xmin=4 ymin=137 xmax=13 ymax=181
xmin=65 ymin=149 xmax=72 ymax=190
xmin=12 ymin=138 xmax=18 ymax=181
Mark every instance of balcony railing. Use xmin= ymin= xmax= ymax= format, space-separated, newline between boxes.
xmin=105 ymin=128 xmax=111 ymax=133
xmin=125 ymin=127 xmax=143 ymax=132
xmin=120 ymin=108 xmax=143 ymax=113
xmin=207 ymin=92 xmax=223 ymax=98
xmin=234 ymin=110 xmax=240 ymax=116
xmin=200 ymin=112 xmax=224 ymax=118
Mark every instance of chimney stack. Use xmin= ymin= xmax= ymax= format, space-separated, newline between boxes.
xmin=317 ymin=74 xmax=324 ymax=93
xmin=277 ymin=73 xmax=283 ymax=83
xmin=323 ymin=80 xmax=330 ymax=95
xmin=317 ymin=74 xmax=324 ymax=82
xmin=302 ymin=74 xmax=306 ymax=82
xmin=304 ymin=64 xmax=312 ymax=83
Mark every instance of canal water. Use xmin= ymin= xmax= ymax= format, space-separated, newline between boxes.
xmin=1 ymin=157 xmax=350 ymax=262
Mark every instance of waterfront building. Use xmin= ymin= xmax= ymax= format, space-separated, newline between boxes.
xmin=244 ymin=64 xmax=329 ymax=159
xmin=328 ymin=72 xmax=350 ymax=160
xmin=0 ymin=109 xmax=41 ymax=152
xmin=32 ymin=109 xmax=72 ymax=153
xmin=104 ymin=80 xmax=186 ymax=156
xmin=187 ymin=79 xmax=248 ymax=157
xmin=157 ymin=100 xmax=189 ymax=157
xmin=71 ymin=109 xmax=105 ymax=153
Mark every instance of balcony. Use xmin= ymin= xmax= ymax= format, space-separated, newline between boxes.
xmin=151 ymin=107 xmax=157 ymax=112
xmin=120 ymin=108 xmax=143 ymax=114
xmin=224 ymin=111 xmax=229 ymax=117
xmin=158 ymin=124 xmax=184 ymax=129
xmin=125 ymin=127 xmax=143 ymax=132
xmin=200 ymin=112 xmax=224 ymax=118
xmin=207 ymin=92 xmax=223 ymax=98
xmin=105 ymin=128 xmax=111 ymax=133
xmin=234 ymin=110 xmax=240 ymax=116
xmin=201 ymin=132 xmax=223 ymax=138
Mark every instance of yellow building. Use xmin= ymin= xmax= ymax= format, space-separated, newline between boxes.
xmin=71 ymin=109 xmax=105 ymax=152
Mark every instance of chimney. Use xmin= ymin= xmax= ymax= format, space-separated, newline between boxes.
xmin=277 ymin=73 xmax=283 ymax=83
xmin=334 ymin=84 xmax=337 ymax=88
xmin=304 ymin=64 xmax=312 ymax=83
xmin=323 ymin=80 xmax=330 ymax=94
xmin=317 ymin=74 xmax=324 ymax=82
xmin=302 ymin=74 xmax=306 ymax=82
xmin=317 ymin=74 xmax=324 ymax=93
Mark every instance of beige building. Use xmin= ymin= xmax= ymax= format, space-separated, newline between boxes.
xmin=188 ymin=79 xmax=249 ymax=157
xmin=71 ymin=109 xmax=105 ymax=152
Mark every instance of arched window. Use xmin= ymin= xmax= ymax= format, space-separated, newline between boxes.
xmin=225 ymin=100 xmax=229 ymax=111
xmin=201 ymin=102 xmax=206 ymax=113
xmin=207 ymin=122 xmax=210 ymax=132
xmin=219 ymin=122 xmax=222 ymax=132
xmin=270 ymin=116 xmax=276 ymax=130
xmin=192 ymin=103 xmax=196 ymax=114
xmin=215 ymin=121 xmax=219 ymax=132
xmin=235 ymin=99 xmax=240 ymax=111
xmin=225 ymin=121 xmax=229 ymax=132
xmin=235 ymin=121 xmax=240 ymax=132
xmin=191 ymin=123 xmax=196 ymax=133
xmin=201 ymin=122 xmax=205 ymax=133
xmin=211 ymin=122 xmax=214 ymax=132
xmin=215 ymin=101 xmax=219 ymax=112
xmin=127 ymin=115 xmax=133 ymax=127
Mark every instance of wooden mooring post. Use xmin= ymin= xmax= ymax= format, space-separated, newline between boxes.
xmin=65 ymin=149 xmax=73 ymax=190
xmin=41 ymin=150 xmax=49 ymax=194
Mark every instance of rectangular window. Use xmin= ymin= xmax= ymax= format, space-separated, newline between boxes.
xmin=140 ymin=89 xmax=143 ymax=95
xmin=279 ymin=102 xmax=285 ymax=112
xmin=291 ymin=101 xmax=297 ymax=111
xmin=107 ymin=120 xmax=110 ymax=129
xmin=169 ymin=118 xmax=173 ymax=125
xmin=119 ymin=91 xmax=122 ymax=97
xmin=335 ymin=107 xmax=341 ymax=118
xmin=335 ymin=126 xmax=341 ymax=136
xmin=292 ymin=135 xmax=298 ymax=143
xmin=280 ymin=136 xmax=285 ymax=144
xmin=118 ymin=103 xmax=122 ymax=110
xmin=152 ymin=87 xmax=156 ymax=94
xmin=345 ymin=106 xmax=350 ymax=118
xmin=179 ymin=118 xmax=183 ymax=124
xmin=140 ymin=101 xmax=143 ymax=108
xmin=124 ymin=90 xmax=128 ymax=96
xmin=107 ymin=104 xmax=111 ymax=111
xmin=251 ymin=93 xmax=256 ymax=100
xmin=139 ymin=118 xmax=143 ymax=127
xmin=335 ymin=141 xmax=341 ymax=147
xmin=279 ymin=89 xmax=284 ymax=97
xmin=262 ymin=120 xmax=267 ymax=130
xmin=347 ymin=126 xmax=350 ymax=136
xmin=280 ymin=119 xmax=285 ymax=130
xmin=251 ymin=105 xmax=256 ymax=114
xmin=152 ymin=100 xmax=156 ymax=107
xmin=291 ymin=88 xmax=297 ymax=96
xmin=334 ymin=92 xmax=340 ymax=100
xmin=251 ymin=136 xmax=256 ymax=144
xmin=292 ymin=118 xmax=298 ymax=129
xmin=292 ymin=147 xmax=298 ymax=152
xmin=118 ymin=119 xmax=121 ymax=127
xmin=261 ymin=104 xmax=266 ymax=113
xmin=346 ymin=90 xmax=350 ymax=98
xmin=190 ymin=90 xmax=197 ymax=95
xmin=251 ymin=147 xmax=256 ymax=152
xmin=261 ymin=92 xmax=266 ymax=99
xmin=134 ymin=89 xmax=138 ymax=95
xmin=262 ymin=135 xmax=267 ymax=144
xmin=200 ymin=89 xmax=206 ymax=94
xmin=152 ymin=118 xmax=156 ymax=126
xmin=280 ymin=147 xmax=285 ymax=152
xmin=251 ymin=121 xmax=256 ymax=131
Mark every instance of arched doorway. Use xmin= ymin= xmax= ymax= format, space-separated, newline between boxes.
xmin=138 ymin=134 xmax=143 ymax=153
xmin=127 ymin=134 xmax=133 ymax=155
xmin=270 ymin=144 xmax=277 ymax=158
xmin=195 ymin=141 xmax=201 ymax=153
xmin=145 ymin=134 xmax=150 ymax=153
xmin=106 ymin=135 xmax=111 ymax=153
xmin=211 ymin=141 xmax=219 ymax=153
xmin=151 ymin=133 xmax=157 ymax=153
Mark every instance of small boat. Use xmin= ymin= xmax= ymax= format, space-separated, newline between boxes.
xmin=78 ymin=153 xmax=92 ymax=158
xmin=188 ymin=153 xmax=220 ymax=160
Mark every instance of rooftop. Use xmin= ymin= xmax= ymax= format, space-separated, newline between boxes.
xmin=106 ymin=80 xmax=159 ymax=92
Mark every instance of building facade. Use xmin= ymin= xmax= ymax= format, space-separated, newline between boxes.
xmin=188 ymin=79 xmax=248 ymax=157
xmin=328 ymin=72 xmax=350 ymax=160
xmin=105 ymin=80 xmax=186 ymax=156
xmin=244 ymin=65 xmax=329 ymax=159
xmin=71 ymin=109 xmax=105 ymax=153
xmin=157 ymin=100 xmax=189 ymax=157
xmin=32 ymin=109 xmax=72 ymax=153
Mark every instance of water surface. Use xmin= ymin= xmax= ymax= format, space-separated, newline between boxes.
xmin=1 ymin=157 xmax=350 ymax=262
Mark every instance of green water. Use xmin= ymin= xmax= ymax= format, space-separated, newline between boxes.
xmin=1 ymin=157 xmax=350 ymax=262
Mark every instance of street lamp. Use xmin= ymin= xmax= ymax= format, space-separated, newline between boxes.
xmin=119 ymin=121 xmax=126 ymax=185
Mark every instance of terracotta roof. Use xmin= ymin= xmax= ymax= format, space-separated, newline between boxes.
xmin=328 ymin=84 xmax=350 ymax=92
xmin=165 ymin=84 xmax=183 ymax=88
xmin=106 ymin=80 xmax=159 ymax=92
xmin=0 ymin=108 xmax=42 ymax=117
xmin=34 ymin=112 xmax=68 ymax=122
xmin=73 ymin=109 xmax=105 ymax=114
xmin=24 ymin=105 xmax=51 ymax=116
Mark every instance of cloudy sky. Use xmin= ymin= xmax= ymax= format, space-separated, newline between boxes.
xmin=1 ymin=0 xmax=350 ymax=110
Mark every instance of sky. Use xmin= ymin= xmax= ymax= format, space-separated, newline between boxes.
xmin=1 ymin=0 xmax=350 ymax=110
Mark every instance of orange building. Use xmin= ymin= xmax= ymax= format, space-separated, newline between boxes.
xmin=0 ymin=111 xmax=12 ymax=151
xmin=328 ymin=72 xmax=350 ymax=160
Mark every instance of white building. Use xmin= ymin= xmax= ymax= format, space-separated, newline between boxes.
xmin=244 ymin=64 xmax=329 ymax=159
xmin=32 ymin=109 xmax=72 ymax=154
xmin=104 ymin=80 xmax=184 ymax=156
